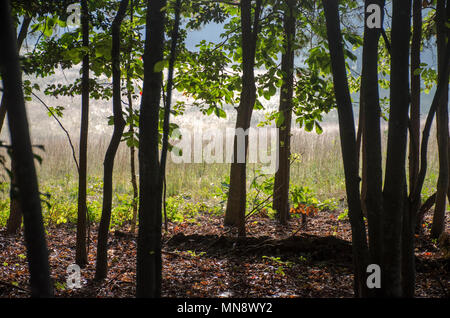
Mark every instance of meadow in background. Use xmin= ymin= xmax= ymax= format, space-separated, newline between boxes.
xmin=0 ymin=110 xmax=440 ymax=229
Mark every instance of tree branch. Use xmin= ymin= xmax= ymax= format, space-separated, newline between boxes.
xmin=30 ymin=91 xmax=79 ymax=172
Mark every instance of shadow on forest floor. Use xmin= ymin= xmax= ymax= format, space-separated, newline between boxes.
xmin=165 ymin=232 xmax=353 ymax=263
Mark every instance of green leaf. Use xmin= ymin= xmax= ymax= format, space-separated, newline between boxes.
xmin=305 ymin=120 xmax=314 ymax=132
xmin=154 ymin=60 xmax=166 ymax=72
xmin=275 ymin=112 xmax=285 ymax=127
xmin=214 ymin=107 xmax=226 ymax=118
xmin=315 ymin=121 xmax=323 ymax=134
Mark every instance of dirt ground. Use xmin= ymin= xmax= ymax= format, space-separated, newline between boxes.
xmin=0 ymin=208 xmax=448 ymax=298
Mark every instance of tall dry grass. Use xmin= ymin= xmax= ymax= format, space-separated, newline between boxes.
xmin=4 ymin=119 xmax=436 ymax=206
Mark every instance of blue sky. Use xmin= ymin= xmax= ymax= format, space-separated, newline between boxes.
xmin=184 ymin=22 xmax=226 ymax=51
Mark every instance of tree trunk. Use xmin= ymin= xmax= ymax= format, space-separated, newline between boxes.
xmin=409 ymin=0 xmax=422 ymax=202
xmin=128 ymin=90 xmax=138 ymax=233
xmin=402 ymin=0 xmax=422 ymax=297
xmin=224 ymin=0 xmax=262 ymax=237
xmin=136 ymin=0 xmax=166 ymax=298
xmin=412 ymin=41 xmax=450 ymax=230
xmin=160 ymin=0 xmax=181 ymax=222
xmin=382 ymin=0 xmax=411 ymax=297
xmin=357 ymin=92 xmax=368 ymax=217
xmin=0 ymin=0 xmax=53 ymax=297
xmin=3 ymin=15 xmax=32 ymax=235
xmin=6 ymin=160 xmax=22 ymax=235
xmin=361 ymin=0 xmax=384 ymax=270
xmin=126 ymin=0 xmax=138 ymax=234
xmin=95 ymin=0 xmax=129 ymax=281
xmin=431 ymin=0 xmax=449 ymax=239
xmin=322 ymin=0 xmax=370 ymax=297
xmin=273 ymin=0 xmax=296 ymax=225
xmin=76 ymin=0 xmax=90 ymax=267
xmin=0 ymin=15 xmax=31 ymax=131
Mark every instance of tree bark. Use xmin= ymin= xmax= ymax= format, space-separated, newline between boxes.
xmin=431 ymin=0 xmax=449 ymax=239
xmin=6 ymin=160 xmax=22 ymax=235
xmin=76 ymin=0 xmax=90 ymax=267
xmin=273 ymin=0 xmax=296 ymax=225
xmin=0 ymin=0 xmax=53 ymax=297
xmin=411 ymin=40 xmax=450 ymax=228
xmin=125 ymin=0 xmax=138 ymax=234
xmin=409 ymin=0 xmax=422 ymax=201
xmin=382 ymin=0 xmax=411 ymax=297
xmin=3 ymin=15 xmax=32 ymax=235
xmin=322 ymin=0 xmax=370 ymax=298
xmin=95 ymin=0 xmax=129 ymax=281
xmin=224 ymin=0 xmax=262 ymax=237
xmin=136 ymin=0 xmax=166 ymax=298
xmin=357 ymin=92 xmax=368 ymax=217
xmin=128 ymin=89 xmax=138 ymax=233
xmin=160 ymin=0 xmax=181 ymax=218
xmin=402 ymin=0 xmax=423 ymax=297
xmin=361 ymin=0 xmax=384 ymax=270
xmin=0 ymin=15 xmax=31 ymax=131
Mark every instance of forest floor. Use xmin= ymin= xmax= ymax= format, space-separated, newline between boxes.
xmin=0 ymin=208 xmax=449 ymax=298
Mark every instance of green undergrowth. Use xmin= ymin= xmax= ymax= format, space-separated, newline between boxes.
xmin=0 ymin=159 xmax=441 ymax=230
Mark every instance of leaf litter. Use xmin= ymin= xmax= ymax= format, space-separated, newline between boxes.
xmin=0 ymin=208 xmax=448 ymax=298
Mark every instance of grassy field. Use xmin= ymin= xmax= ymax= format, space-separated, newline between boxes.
xmin=0 ymin=119 xmax=441 ymax=229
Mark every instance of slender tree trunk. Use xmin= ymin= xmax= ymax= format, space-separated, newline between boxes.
xmin=95 ymin=0 xmax=129 ymax=281
xmin=160 ymin=0 xmax=181 ymax=215
xmin=361 ymin=0 xmax=384 ymax=271
xmin=273 ymin=0 xmax=296 ymax=225
xmin=136 ymin=0 xmax=166 ymax=298
xmin=0 ymin=15 xmax=31 ymax=131
xmin=402 ymin=0 xmax=422 ymax=297
xmin=409 ymin=0 xmax=423 ymax=227
xmin=431 ymin=0 xmax=449 ymax=239
xmin=76 ymin=0 xmax=90 ymax=267
xmin=128 ymin=90 xmax=138 ymax=233
xmin=357 ymin=95 xmax=368 ymax=217
xmin=126 ymin=0 xmax=138 ymax=234
xmin=0 ymin=0 xmax=52 ymax=297
xmin=412 ymin=43 xmax=450 ymax=230
xmin=0 ymin=99 xmax=6 ymax=135
xmin=322 ymin=0 xmax=370 ymax=297
xmin=3 ymin=15 xmax=32 ymax=235
xmin=224 ymin=0 xmax=262 ymax=237
xmin=382 ymin=0 xmax=411 ymax=297
xmin=409 ymin=0 xmax=422 ymax=201
xmin=6 ymin=160 xmax=22 ymax=235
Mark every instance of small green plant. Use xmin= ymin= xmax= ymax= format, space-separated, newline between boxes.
xmin=216 ymin=170 xmax=275 ymax=218
xmin=0 ymin=198 xmax=9 ymax=227
xmin=164 ymin=194 xmax=208 ymax=224
xmin=186 ymin=250 xmax=206 ymax=258
xmin=165 ymin=195 xmax=186 ymax=223
xmin=337 ymin=209 xmax=348 ymax=221
xmin=290 ymin=185 xmax=318 ymax=207
xmin=214 ymin=175 xmax=230 ymax=206
xmin=111 ymin=193 xmax=136 ymax=228
xmin=317 ymin=198 xmax=338 ymax=211
xmin=54 ymin=281 xmax=66 ymax=291
xmin=247 ymin=169 xmax=274 ymax=212
xmin=262 ymin=256 xmax=293 ymax=276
